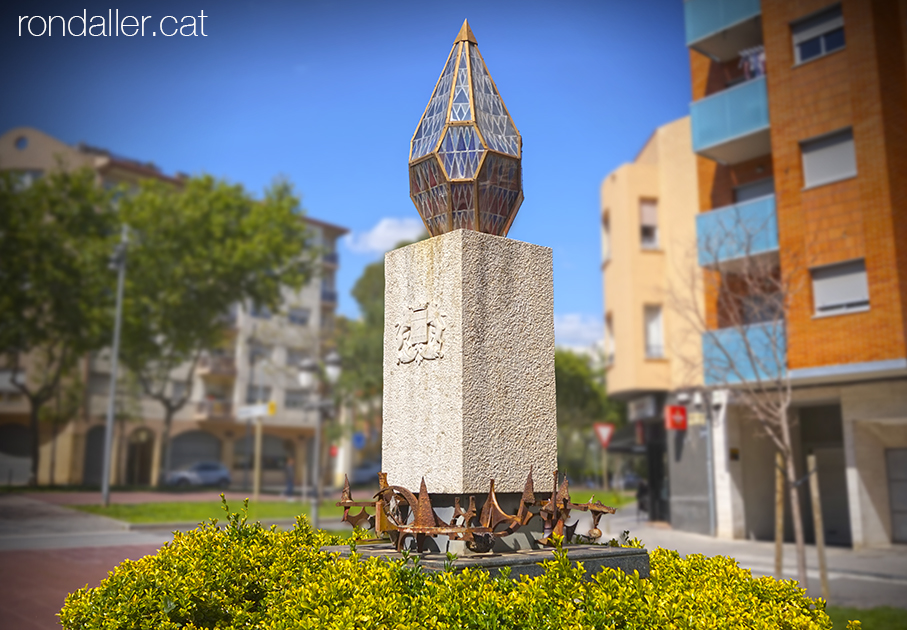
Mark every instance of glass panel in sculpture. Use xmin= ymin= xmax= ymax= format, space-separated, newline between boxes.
xmin=409 ymin=158 xmax=449 ymax=230
xmin=450 ymin=182 xmax=475 ymax=230
xmin=477 ymin=153 xmax=521 ymax=235
xmin=469 ymin=45 xmax=520 ymax=157
xmin=438 ymin=125 xmax=485 ymax=179
xmin=411 ymin=48 xmax=458 ymax=160
xmin=450 ymin=44 xmax=472 ymax=122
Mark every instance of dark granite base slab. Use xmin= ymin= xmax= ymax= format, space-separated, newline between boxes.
xmin=322 ymin=543 xmax=649 ymax=580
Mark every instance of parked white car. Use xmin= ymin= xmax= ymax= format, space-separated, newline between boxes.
xmin=165 ymin=462 xmax=231 ymax=488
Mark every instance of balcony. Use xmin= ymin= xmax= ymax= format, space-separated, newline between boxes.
xmin=702 ymin=321 xmax=786 ymax=385
xmin=685 ymin=0 xmax=763 ymax=61
xmin=696 ymin=194 xmax=777 ymax=267
xmin=194 ymin=399 xmax=233 ymax=421
xmin=690 ymin=75 xmax=770 ymax=164
xmin=322 ymin=251 xmax=339 ymax=266
xmin=321 ymin=289 xmax=338 ymax=305
xmin=197 ymin=355 xmax=237 ymax=379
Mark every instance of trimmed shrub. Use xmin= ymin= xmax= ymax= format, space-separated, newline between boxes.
xmin=61 ymin=500 xmax=842 ymax=629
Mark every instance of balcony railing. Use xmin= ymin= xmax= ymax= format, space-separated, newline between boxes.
xmin=321 ymin=289 xmax=338 ymax=305
xmin=696 ymin=194 xmax=778 ymax=267
xmin=690 ymin=75 xmax=770 ymax=164
xmin=702 ymin=321 xmax=786 ymax=385
xmin=195 ymin=399 xmax=233 ymax=421
xmin=322 ymin=251 xmax=339 ymax=266
xmin=685 ymin=0 xmax=763 ymax=61
xmin=197 ymin=355 xmax=237 ymax=378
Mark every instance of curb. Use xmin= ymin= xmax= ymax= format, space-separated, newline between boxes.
xmin=126 ymin=518 xmax=348 ymax=532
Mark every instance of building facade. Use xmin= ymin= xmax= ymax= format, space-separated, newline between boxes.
xmin=0 ymin=126 xmax=348 ymax=490
xmin=686 ymin=0 xmax=907 ymax=547
xmin=601 ymin=117 xmax=706 ymax=529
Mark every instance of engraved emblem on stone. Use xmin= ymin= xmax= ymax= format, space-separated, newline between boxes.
xmin=395 ymin=302 xmax=447 ymax=364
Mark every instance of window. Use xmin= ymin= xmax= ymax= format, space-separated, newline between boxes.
xmin=245 ymin=385 xmax=272 ymax=404
xmin=741 ymin=293 xmax=783 ymax=324
xmin=601 ymin=212 xmax=611 ymax=265
xmin=640 ymin=199 xmax=658 ymax=250
xmin=793 ymin=5 xmax=845 ymax=64
xmin=605 ymin=314 xmax=615 ymax=365
xmin=801 ymin=128 xmax=856 ymax=188
xmin=734 ymin=177 xmax=774 ymax=203
xmin=286 ymin=348 xmax=309 ymax=367
xmin=287 ymin=307 xmax=310 ymax=326
xmin=811 ymin=259 xmax=869 ymax=316
xmin=250 ymin=304 xmax=272 ymax=319
xmin=644 ymin=305 xmax=664 ymax=359
xmin=0 ymin=370 xmax=24 ymax=403
xmin=249 ymin=342 xmax=272 ymax=364
xmin=285 ymin=389 xmax=308 ymax=410
xmin=171 ymin=380 xmax=188 ymax=402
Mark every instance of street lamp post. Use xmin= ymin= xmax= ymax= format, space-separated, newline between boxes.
xmin=101 ymin=225 xmax=128 ymax=508
xmin=297 ymin=350 xmax=341 ymax=531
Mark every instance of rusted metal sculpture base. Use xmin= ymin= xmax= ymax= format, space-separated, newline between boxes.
xmin=337 ymin=469 xmax=617 ymax=554
xmin=322 ymin=543 xmax=650 ymax=580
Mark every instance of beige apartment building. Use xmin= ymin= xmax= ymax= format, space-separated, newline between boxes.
xmin=0 ymin=126 xmax=348 ymax=490
xmin=601 ymin=116 xmax=707 ymax=530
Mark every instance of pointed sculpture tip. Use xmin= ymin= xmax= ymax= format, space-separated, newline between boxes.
xmin=455 ymin=19 xmax=477 ymax=44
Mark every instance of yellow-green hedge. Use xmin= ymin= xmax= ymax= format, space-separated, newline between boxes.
xmin=60 ymin=502 xmax=844 ymax=629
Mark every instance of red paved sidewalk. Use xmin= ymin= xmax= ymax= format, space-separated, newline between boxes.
xmin=0 ymin=543 xmax=162 ymax=630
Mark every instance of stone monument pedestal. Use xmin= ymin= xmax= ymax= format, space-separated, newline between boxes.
xmin=382 ymin=229 xmax=557 ymax=495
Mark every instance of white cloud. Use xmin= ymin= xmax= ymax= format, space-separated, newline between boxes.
xmin=554 ymin=313 xmax=604 ymax=350
xmin=344 ymin=217 xmax=426 ymax=255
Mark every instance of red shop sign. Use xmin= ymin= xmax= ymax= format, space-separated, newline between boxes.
xmin=664 ymin=405 xmax=688 ymax=431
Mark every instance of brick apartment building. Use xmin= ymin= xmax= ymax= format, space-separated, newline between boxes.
xmin=603 ymin=0 xmax=907 ymax=547
xmin=0 ymin=126 xmax=349 ymax=490
xmin=685 ymin=0 xmax=907 ymax=548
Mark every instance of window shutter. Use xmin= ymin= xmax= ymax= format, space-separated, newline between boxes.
xmin=640 ymin=200 xmax=658 ymax=227
xmin=812 ymin=259 xmax=869 ymax=312
xmin=802 ymin=129 xmax=856 ymax=187
xmin=792 ymin=6 xmax=843 ymax=45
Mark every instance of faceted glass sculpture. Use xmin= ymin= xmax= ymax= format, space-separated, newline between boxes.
xmin=409 ymin=20 xmax=523 ymax=237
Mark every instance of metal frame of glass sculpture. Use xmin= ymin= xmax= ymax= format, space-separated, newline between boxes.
xmin=409 ymin=20 xmax=524 ymax=238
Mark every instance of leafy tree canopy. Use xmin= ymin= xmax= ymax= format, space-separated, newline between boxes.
xmin=116 ymin=175 xmax=318 ymax=474
xmin=0 ymin=168 xmax=117 ymax=483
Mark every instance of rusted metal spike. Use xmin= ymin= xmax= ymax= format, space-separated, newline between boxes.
xmin=414 ymin=477 xmax=444 ymax=528
xmin=340 ymin=475 xmax=352 ymax=503
xmin=515 ymin=469 xmax=536 ymax=526
xmin=479 ymin=479 xmax=520 ymax=533
xmin=378 ymin=471 xmax=389 ymax=490
xmin=558 ymin=475 xmax=570 ymax=507
xmin=520 ymin=468 xmax=536 ymax=505
xmin=479 ymin=479 xmax=497 ymax=528
xmin=564 ymin=520 xmax=578 ymax=542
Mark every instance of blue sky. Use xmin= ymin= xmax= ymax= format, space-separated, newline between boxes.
xmin=2 ymin=0 xmax=692 ymax=348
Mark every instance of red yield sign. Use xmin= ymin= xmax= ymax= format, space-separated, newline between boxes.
xmin=593 ymin=422 xmax=615 ymax=448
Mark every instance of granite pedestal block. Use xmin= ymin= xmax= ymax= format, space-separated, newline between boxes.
xmin=382 ymin=229 xmax=557 ymax=495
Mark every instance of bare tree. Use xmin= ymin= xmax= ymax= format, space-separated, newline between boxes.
xmin=671 ymin=202 xmax=810 ymax=588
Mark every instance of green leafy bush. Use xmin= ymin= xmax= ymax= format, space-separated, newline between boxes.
xmin=61 ymin=500 xmax=841 ymax=629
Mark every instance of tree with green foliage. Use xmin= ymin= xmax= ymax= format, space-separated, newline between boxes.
xmin=0 ymin=169 xmax=116 ymax=484
xmin=554 ymin=348 xmax=624 ymax=483
xmin=116 ymin=176 xmax=318 ymax=479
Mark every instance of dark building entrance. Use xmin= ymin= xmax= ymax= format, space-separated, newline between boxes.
xmin=126 ymin=428 xmax=154 ymax=486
